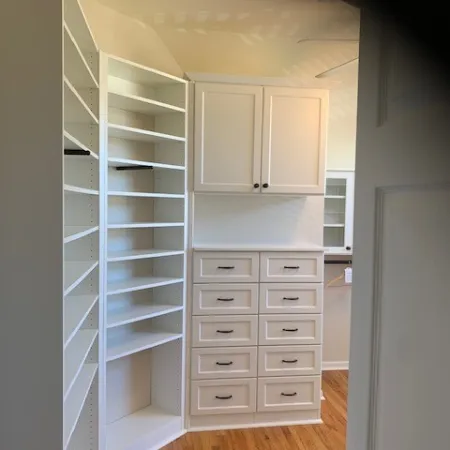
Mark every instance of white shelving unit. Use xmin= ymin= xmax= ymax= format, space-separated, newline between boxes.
xmin=324 ymin=170 xmax=355 ymax=255
xmin=101 ymin=53 xmax=188 ymax=450
xmin=63 ymin=1 xmax=101 ymax=449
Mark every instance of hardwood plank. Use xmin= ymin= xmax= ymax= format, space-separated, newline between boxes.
xmin=163 ymin=371 xmax=348 ymax=450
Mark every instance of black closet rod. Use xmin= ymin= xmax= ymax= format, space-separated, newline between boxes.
xmin=64 ymin=149 xmax=90 ymax=156
xmin=325 ymin=260 xmax=352 ymax=265
xmin=115 ymin=166 xmax=153 ymax=171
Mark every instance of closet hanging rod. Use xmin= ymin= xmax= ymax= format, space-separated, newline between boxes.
xmin=325 ymin=260 xmax=352 ymax=265
xmin=64 ymin=149 xmax=90 ymax=156
xmin=115 ymin=166 xmax=153 ymax=171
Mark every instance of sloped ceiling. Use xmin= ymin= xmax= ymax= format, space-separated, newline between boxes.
xmin=96 ymin=0 xmax=360 ymax=88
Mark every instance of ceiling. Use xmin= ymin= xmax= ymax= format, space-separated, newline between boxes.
xmin=97 ymin=0 xmax=360 ymax=87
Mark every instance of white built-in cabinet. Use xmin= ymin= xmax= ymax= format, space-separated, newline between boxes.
xmin=324 ymin=170 xmax=355 ymax=255
xmin=194 ymin=83 xmax=328 ymax=195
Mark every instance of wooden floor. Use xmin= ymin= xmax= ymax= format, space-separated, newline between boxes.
xmin=164 ymin=371 xmax=348 ymax=450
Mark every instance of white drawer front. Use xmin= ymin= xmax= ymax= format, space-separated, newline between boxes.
xmin=191 ymin=378 xmax=257 ymax=415
xmin=193 ymin=251 xmax=259 ymax=283
xmin=259 ymin=314 xmax=322 ymax=345
xmin=192 ymin=315 xmax=258 ymax=347
xmin=259 ymin=283 xmax=323 ymax=314
xmin=260 ymin=252 xmax=324 ymax=282
xmin=193 ymin=284 xmax=259 ymax=315
xmin=258 ymin=345 xmax=322 ymax=377
xmin=191 ymin=347 xmax=258 ymax=379
xmin=257 ymin=376 xmax=321 ymax=412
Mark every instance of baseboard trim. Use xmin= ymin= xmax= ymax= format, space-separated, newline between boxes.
xmin=188 ymin=419 xmax=324 ymax=432
xmin=322 ymin=361 xmax=349 ymax=371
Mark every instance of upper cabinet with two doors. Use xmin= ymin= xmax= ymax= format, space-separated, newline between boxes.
xmin=194 ymin=83 xmax=329 ymax=195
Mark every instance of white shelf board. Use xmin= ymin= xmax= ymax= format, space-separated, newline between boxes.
xmin=108 ymin=54 xmax=186 ymax=87
xmin=107 ymin=405 xmax=182 ymax=450
xmin=64 ymin=294 xmax=99 ymax=347
xmin=325 ymin=195 xmax=346 ymax=199
xmin=324 ymin=224 xmax=345 ymax=228
xmin=109 ymin=91 xmax=185 ymax=115
xmin=64 ymin=130 xmax=98 ymax=159
xmin=193 ymin=244 xmax=326 ymax=252
xmin=64 ymin=24 xmax=98 ymax=89
xmin=65 ymin=184 xmax=99 ymax=196
xmin=107 ymin=276 xmax=184 ymax=296
xmin=108 ymin=222 xmax=184 ymax=230
xmin=64 ymin=261 xmax=98 ymax=296
xmin=107 ymin=331 xmax=182 ymax=362
xmin=108 ymin=124 xmax=184 ymax=144
xmin=108 ymin=191 xmax=184 ymax=199
xmin=107 ymin=249 xmax=184 ymax=263
xmin=64 ymin=225 xmax=99 ymax=244
xmin=107 ymin=304 xmax=184 ymax=329
xmin=64 ymin=364 xmax=98 ymax=450
xmin=64 ymin=329 xmax=98 ymax=400
xmin=108 ymin=157 xmax=184 ymax=171
xmin=64 ymin=0 xmax=98 ymax=54
xmin=64 ymin=77 xmax=99 ymax=125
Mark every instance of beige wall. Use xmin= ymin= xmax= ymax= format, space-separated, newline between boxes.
xmin=80 ymin=0 xmax=183 ymax=76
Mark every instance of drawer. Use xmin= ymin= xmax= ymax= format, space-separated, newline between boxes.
xmin=193 ymin=284 xmax=259 ymax=315
xmin=259 ymin=283 xmax=323 ymax=314
xmin=259 ymin=314 xmax=322 ymax=346
xmin=260 ymin=252 xmax=324 ymax=283
xmin=257 ymin=376 xmax=321 ymax=412
xmin=193 ymin=251 xmax=259 ymax=283
xmin=191 ymin=378 xmax=257 ymax=415
xmin=258 ymin=345 xmax=322 ymax=377
xmin=192 ymin=315 xmax=258 ymax=347
xmin=191 ymin=347 xmax=258 ymax=379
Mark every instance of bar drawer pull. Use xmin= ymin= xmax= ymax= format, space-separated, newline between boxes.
xmin=217 ymin=297 xmax=234 ymax=302
xmin=282 ymin=359 xmax=298 ymax=364
xmin=216 ymin=361 xmax=233 ymax=366
xmin=216 ymin=329 xmax=234 ymax=334
xmin=282 ymin=328 xmax=299 ymax=332
xmin=217 ymin=266 xmax=235 ymax=270
xmin=281 ymin=392 xmax=297 ymax=397
xmin=284 ymin=266 xmax=300 ymax=269
xmin=283 ymin=297 xmax=299 ymax=301
xmin=215 ymin=395 xmax=233 ymax=400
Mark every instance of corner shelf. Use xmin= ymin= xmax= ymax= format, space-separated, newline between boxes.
xmin=107 ymin=305 xmax=184 ymax=329
xmin=107 ymin=249 xmax=184 ymax=263
xmin=64 ymin=225 xmax=99 ymax=244
xmin=108 ymin=157 xmax=184 ymax=171
xmin=107 ymin=276 xmax=184 ymax=296
xmin=108 ymin=222 xmax=184 ymax=230
xmin=64 ymin=77 xmax=99 ymax=125
xmin=108 ymin=124 xmax=185 ymax=144
xmin=65 ymin=184 xmax=99 ymax=196
xmin=64 ymin=261 xmax=99 ymax=296
xmin=64 ymin=294 xmax=99 ymax=347
xmin=64 ymin=131 xmax=98 ymax=159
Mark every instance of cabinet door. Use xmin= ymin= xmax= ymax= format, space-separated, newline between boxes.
xmin=261 ymin=87 xmax=328 ymax=195
xmin=194 ymin=83 xmax=263 ymax=193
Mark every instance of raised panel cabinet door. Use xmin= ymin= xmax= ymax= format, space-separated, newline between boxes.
xmin=261 ymin=87 xmax=328 ymax=195
xmin=194 ymin=83 xmax=263 ymax=192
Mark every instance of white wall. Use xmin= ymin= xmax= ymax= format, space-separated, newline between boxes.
xmin=81 ymin=0 xmax=183 ymax=76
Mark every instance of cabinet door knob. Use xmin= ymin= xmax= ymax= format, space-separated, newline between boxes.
xmin=346 ymin=246 xmax=352 ymax=251
xmin=254 ymin=183 xmax=260 ymax=188
xmin=263 ymin=183 xmax=269 ymax=188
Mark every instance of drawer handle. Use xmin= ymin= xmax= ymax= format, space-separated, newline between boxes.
xmin=215 ymin=395 xmax=233 ymax=400
xmin=216 ymin=329 xmax=234 ymax=334
xmin=282 ymin=328 xmax=299 ymax=332
xmin=282 ymin=359 xmax=298 ymax=364
xmin=216 ymin=361 xmax=233 ymax=366
xmin=217 ymin=297 xmax=235 ymax=302
xmin=281 ymin=392 xmax=297 ymax=397
xmin=218 ymin=266 xmax=235 ymax=270
xmin=284 ymin=266 xmax=300 ymax=269
xmin=283 ymin=297 xmax=299 ymax=301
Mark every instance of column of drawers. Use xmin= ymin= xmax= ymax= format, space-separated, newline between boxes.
xmin=190 ymin=251 xmax=324 ymax=419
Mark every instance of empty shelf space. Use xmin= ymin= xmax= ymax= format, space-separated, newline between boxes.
xmin=107 ymin=331 xmax=182 ymax=362
xmin=109 ymin=91 xmax=185 ymax=115
xmin=64 ymin=329 xmax=98 ymax=400
xmin=325 ymin=195 xmax=346 ymax=199
xmin=64 ymin=294 xmax=99 ymax=347
xmin=64 ymin=131 xmax=98 ymax=159
xmin=108 ymin=222 xmax=184 ymax=230
xmin=64 ymin=24 xmax=98 ymax=89
xmin=108 ymin=304 xmax=184 ymax=329
xmin=108 ymin=157 xmax=184 ymax=171
xmin=64 ymin=261 xmax=98 ymax=296
xmin=64 ymin=363 xmax=98 ymax=450
xmin=107 ymin=249 xmax=184 ymax=263
xmin=108 ymin=124 xmax=184 ymax=144
xmin=65 ymin=184 xmax=99 ymax=195
xmin=108 ymin=191 xmax=184 ymax=199
xmin=64 ymin=77 xmax=99 ymax=124
xmin=324 ymin=223 xmax=345 ymax=228
xmin=64 ymin=225 xmax=98 ymax=244
xmin=107 ymin=405 xmax=182 ymax=450
xmin=107 ymin=276 xmax=184 ymax=296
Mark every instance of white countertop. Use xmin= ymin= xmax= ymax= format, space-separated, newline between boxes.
xmin=193 ymin=244 xmax=325 ymax=252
